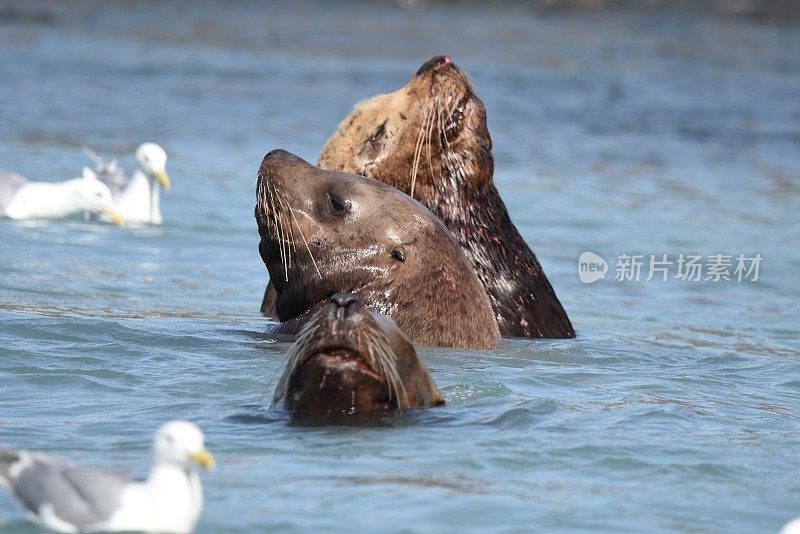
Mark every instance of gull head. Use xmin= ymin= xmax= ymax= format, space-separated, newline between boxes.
xmin=78 ymin=167 xmax=125 ymax=226
xmin=152 ymin=420 xmax=214 ymax=471
xmin=135 ymin=142 xmax=170 ymax=191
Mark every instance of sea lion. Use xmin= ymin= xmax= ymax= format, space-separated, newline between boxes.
xmin=254 ymin=149 xmax=500 ymax=349
xmin=272 ymin=293 xmax=444 ymax=415
xmin=315 ymin=55 xmax=575 ymax=339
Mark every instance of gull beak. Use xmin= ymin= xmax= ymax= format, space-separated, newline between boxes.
xmin=153 ymin=169 xmax=171 ymax=192
xmin=188 ymin=448 xmax=215 ymax=470
xmin=103 ymin=207 xmax=125 ymax=227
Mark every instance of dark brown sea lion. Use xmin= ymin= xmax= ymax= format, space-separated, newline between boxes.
xmin=272 ymin=293 xmax=444 ymax=415
xmin=315 ymin=55 xmax=575 ymax=339
xmin=254 ymin=149 xmax=500 ymax=349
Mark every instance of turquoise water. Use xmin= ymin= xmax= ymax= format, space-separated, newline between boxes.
xmin=1 ymin=2 xmax=799 ymax=532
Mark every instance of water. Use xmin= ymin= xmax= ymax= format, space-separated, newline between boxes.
xmin=1 ymin=1 xmax=799 ymax=532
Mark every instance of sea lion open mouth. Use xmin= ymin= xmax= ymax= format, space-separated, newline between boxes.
xmin=273 ymin=293 xmax=444 ymax=416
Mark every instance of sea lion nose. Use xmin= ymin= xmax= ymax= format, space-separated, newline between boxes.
xmin=262 ymin=149 xmax=303 ymax=166
xmin=330 ymin=292 xmax=358 ymax=309
xmin=416 ymin=55 xmax=453 ymax=76
xmin=329 ymin=293 xmax=360 ymax=337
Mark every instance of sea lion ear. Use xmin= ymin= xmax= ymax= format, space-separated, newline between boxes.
xmin=82 ymin=166 xmax=97 ymax=180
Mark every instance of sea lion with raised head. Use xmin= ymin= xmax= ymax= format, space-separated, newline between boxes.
xmin=255 ymin=149 xmax=500 ymax=349
xmin=272 ymin=293 xmax=444 ymax=415
xmin=313 ymin=55 xmax=575 ymax=339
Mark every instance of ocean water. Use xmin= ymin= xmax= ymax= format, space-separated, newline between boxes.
xmin=1 ymin=1 xmax=799 ymax=532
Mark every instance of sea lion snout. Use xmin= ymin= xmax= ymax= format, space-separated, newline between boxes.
xmin=416 ymin=55 xmax=454 ymax=76
xmin=262 ymin=149 xmax=303 ymax=166
xmin=330 ymin=292 xmax=358 ymax=309
xmin=329 ymin=292 xmax=361 ymax=337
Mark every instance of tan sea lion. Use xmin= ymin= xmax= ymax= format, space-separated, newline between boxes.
xmin=272 ymin=293 xmax=444 ymax=415
xmin=254 ymin=149 xmax=500 ymax=349
xmin=314 ymin=55 xmax=575 ymax=339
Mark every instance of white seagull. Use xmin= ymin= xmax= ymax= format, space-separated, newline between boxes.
xmin=90 ymin=142 xmax=170 ymax=225
xmin=782 ymin=518 xmax=800 ymax=534
xmin=0 ymin=420 xmax=214 ymax=534
xmin=0 ymin=167 xmax=124 ymax=226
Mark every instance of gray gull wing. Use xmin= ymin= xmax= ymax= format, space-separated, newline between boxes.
xmin=1 ymin=447 xmax=132 ymax=530
xmin=83 ymin=146 xmax=128 ymax=198
xmin=95 ymin=166 xmax=128 ymax=200
xmin=0 ymin=171 xmax=29 ymax=216
xmin=95 ymin=163 xmax=128 ymax=199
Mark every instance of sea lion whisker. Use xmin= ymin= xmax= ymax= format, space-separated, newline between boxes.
xmin=420 ymin=104 xmax=437 ymax=188
xmin=265 ymin=178 xmax=288 ymax=282
xmin=272 ymin=322 xmax=320 ymax=406
xmin=275 ymin=183 xmax=296 ymax=281
xmin=288 ymin=205 xmax=323 ymax=280
xmin=368 ymin=330 xmax=407 ymax=409
xmin=366 ymin=332 xmax=395 ymax=403
xmin=364 ymin=332 xmax=391 ymax=400
xmin=410 ymin=118 xmax=424 ymax=198
xmin=257 ymin=171 xmax=273 ymax=233
xmin=425 ymin=100 xmax=437 ymax=180
xmin=262 ymin=177 xmax=286 ymax=280
xmin=383 ymin=346 xmax=407 ymax=410
xmin=275 ymin=185 xmax=296 ymax=272
xmin=259 ymin=361 xmax=287 ymax=405
xmin=263 ymin=174 xmax=276 ymax=233
xmin=281 ymin=187 xmax=298 ymax=254
xmin=273 ymin=182 xmax=292 ymax=282
xmin=378 ymin=342 xmax=403 ymax=407
xmin=275 ymin=185 xmax=290 ymax=271
xmin=410 ymin=103 xmax=434 ymax=198
xmin=438 ymin=96 xmax=450 ymax=151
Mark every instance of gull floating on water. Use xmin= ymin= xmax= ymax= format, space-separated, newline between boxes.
xmin=0 ymin=420 xmax=214 ymax=534
xmin=0 ymin=167 xmax=124 ymax=226
xmin=782 ymin=518 xmax=800 ymax=534
xmin=87 ymin=143 xmax=170 ymax=225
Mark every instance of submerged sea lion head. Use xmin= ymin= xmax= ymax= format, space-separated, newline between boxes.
xmin=254 ymin=149 xmax=500 ymax=348
xmin=272 ymin=293 xmax=444 ymax=414
xmin=318 ymin=55 xmax=493 ymax=211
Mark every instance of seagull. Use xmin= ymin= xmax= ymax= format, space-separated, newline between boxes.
xmin=782 ymin=518 xmax=800 ymax=534
xmin=87 ymin=143 xmax=170 ymax=225
xmin=0 ymin=420 xmax=214 ymax=534
xmin=0 ymin=167 xmax=124 ymax=226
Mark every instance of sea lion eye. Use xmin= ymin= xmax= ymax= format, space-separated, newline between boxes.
xmin=391 ymin=248 xmax=406 ymax=262
xmin=328 ymin=193 xmax=348 ymax=214
xmin=368 ymin=122 xmax=387 ymax=146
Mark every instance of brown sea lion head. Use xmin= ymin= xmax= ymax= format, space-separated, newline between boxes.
xmin=315 ymin=57 xmax=575 ymax=340
xmin=254 ymin=149 xmax=500 ymax=348
xmin=318 ymin=55 xmax=493 ymax=213
xmin=272 ymin=293 xmax=444 ymax=415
